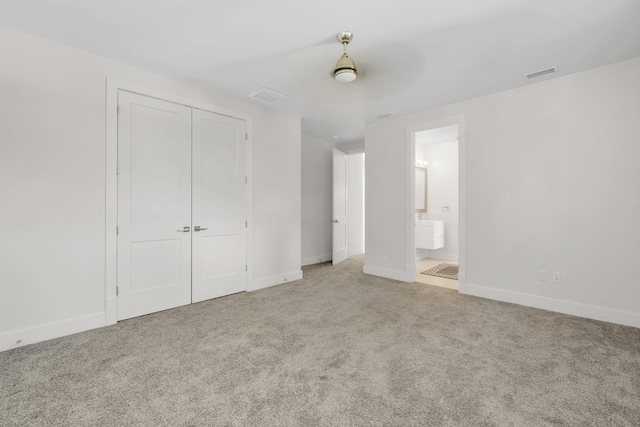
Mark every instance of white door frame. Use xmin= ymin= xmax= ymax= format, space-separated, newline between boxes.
xmin=105 ymin=78 xmax=253 ymax=325
xmin=405 ymin=116 xmax=466 ymax=292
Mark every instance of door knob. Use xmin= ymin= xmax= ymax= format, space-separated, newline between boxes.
xmin=332 ymin=220 xmax=339 ymax=223
xmin=176 ymin=226 xmax=190 ymax=232
xmin=194 ymin=225 xmax=208 ymax=232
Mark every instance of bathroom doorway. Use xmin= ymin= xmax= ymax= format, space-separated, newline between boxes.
xmin=408 ymin=119 xmax=464 ymax=291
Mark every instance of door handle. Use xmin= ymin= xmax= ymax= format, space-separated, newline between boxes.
xmin=194 ymin=226 xmax=208 ymax=232
xmin=176 ymin=226 xmax=190 ymax=232
xmin=332 ymin=220 xmax=339 ymax=223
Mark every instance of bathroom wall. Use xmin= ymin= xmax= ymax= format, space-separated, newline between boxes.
xmin=423 ymin=140 xmax=458 ymax=259
xmin=415 ymin=135 xmax=459 ymax=260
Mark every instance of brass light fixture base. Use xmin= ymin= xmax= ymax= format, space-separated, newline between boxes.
xmin=337 ymin=32 xmax=353 ymax=44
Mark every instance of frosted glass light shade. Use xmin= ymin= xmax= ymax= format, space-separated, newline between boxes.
xmin=335 ymin=69 xmax=357 ymax=83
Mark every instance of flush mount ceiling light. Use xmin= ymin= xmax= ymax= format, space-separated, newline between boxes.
xmin=334 ymin=32 xmax=357 ymax=83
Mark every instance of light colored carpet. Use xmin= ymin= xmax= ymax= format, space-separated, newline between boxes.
xmin=1 ymin=257 xmax=639 ymax=426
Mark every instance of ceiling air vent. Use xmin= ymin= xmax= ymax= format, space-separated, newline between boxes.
xmin=248 ymin=88 xmax=287 ymax=104
xmin=525 ymin=66 xmax=556 ymax=80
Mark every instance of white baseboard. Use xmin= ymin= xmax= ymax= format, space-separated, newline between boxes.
xmin=249 ymin=270 xmax=303 ymax=292
xmin=348 ymin=248 xmax=364 ymax=257
xmin=363 ymin=264 xmax=408 ymax=282
xmin=463 ymin=283 xmax=640 ymax=328
xmin=416 ymin=251 xmax=458 ymax=261
xmin=301 ymin=254 xmax=332 ymax=267
xmin=416 ymin=252 xmax=430 ymax=261
xmin=0 ymin=312 xmax=105 ymax=353
xmin=429 ymin=251 xmax=459 ymax=261
xmin=106 ymin=297 xmax=117 ymax=326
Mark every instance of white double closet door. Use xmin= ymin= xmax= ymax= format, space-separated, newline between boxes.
xmin=117 ymin=91 xmax=246 ymax=321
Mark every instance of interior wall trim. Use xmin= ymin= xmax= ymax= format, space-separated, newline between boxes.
xmin=363 ymin=265 xmax=407 ymax=282
xmin=302 ymin=254 xmax=332 ymax=267
xmin=249 ymin=270 xmax=303 ymax=292
xmin=0 ymin=313 xmax=104 ymax=353
xmin=464 ymin=283 xmax=640 ymax=328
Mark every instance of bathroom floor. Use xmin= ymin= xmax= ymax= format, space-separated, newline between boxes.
xmin=416 ymin=257 xmax=459 ymax=290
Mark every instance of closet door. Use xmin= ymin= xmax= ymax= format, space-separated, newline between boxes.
xmin=192 ymin=109 xmax=247 ymax=302
xmin=117 ymin=91 xmax=192 ymax=320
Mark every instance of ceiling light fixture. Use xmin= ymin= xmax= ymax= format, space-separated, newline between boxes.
xmin=334 ymin=32 xmax=357 ymax=83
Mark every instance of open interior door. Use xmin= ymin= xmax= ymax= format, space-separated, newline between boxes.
xmin=332 ymin=149 xmax=348 ymax=265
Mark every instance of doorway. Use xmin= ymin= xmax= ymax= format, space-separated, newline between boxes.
xmin=332 ymin=148 xmax=365 ymax=265
xmin=114 ymin=90 xmax=248 ymax=321
xmin=407 ymin=118 xmax=465 ymax=291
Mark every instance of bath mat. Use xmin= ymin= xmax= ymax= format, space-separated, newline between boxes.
xmin=421 ymin=263 xmax=458 ymax=280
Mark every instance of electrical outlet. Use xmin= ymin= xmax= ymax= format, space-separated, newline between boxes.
xmin=538 ymin=270 xmax=547 ymax=281
xmin=552 ymin=272 xmax=561 ymax=283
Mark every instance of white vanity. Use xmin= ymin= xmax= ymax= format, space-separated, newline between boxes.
xmin=416 ymin=220 xmax=444 ymax=250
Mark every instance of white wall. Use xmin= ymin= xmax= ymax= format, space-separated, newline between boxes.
xmin=415 ymin=140 xmax=459 ymax=260
xmin=347 ymin=153 xmax=365 ymax=256
xmin=0 ymin=26 xmax=301 ymax=350
xmin=365 ymin=57 xmax=640 ymax=327
xmin=301 ymin=134 xmax=334 ymax=266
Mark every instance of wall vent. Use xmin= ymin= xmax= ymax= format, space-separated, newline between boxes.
xmin=248 ymin=88 xmax=287 ymax=104
xmin=525 ymin=67 xmax=556 ymax=80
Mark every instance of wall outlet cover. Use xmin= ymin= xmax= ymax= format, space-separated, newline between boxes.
xmin=538 ymin=270 xmax=547 ymax=281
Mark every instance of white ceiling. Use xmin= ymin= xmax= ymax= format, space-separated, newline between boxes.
xmin=1 ymin=0 xmax=639 ymax=142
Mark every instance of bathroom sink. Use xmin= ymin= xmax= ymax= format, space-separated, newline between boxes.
xmin=416 ymin=220 xmax=444 ymax=249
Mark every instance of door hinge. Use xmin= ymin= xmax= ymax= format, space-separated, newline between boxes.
xmin=116 ymin=165 xmax=120 ymax=175
xmin=245 ymin=132 xmax=248 ymax=140
xmin=245 ymin=220 xmax=247 ymax=228
xmin=117 ymin=106 xmax=120 ymax=115
xmin=116 ymin=286 xmax=119 ymax=296
xmin=246 ymin=265 xmax=248 ymax=272
xmin=116 ymin=226 xmax=118 ymax=235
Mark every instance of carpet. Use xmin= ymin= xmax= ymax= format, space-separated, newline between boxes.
xmin=421 ymin=263 xmax=459 ymax=280
xmin=1 ymin=257 xmax=639 ymax=426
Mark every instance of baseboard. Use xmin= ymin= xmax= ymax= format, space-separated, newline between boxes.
xmin=301 ymin=254 xmax=332 ymax=267
xmin=105 ymin=297 xmax=117 ymax=326
xmin=463 ymin=283 xmax=640 ymax=328
xmin=415 ymin=252 xmax=430 ymax=261
xmin=348 ymin=248 xmax=364 ymax=257
xmin=416 ymin=251 xmax=458 ymax=261
xmin=0 ymin=312 xmax=105 ymax=353
xmin=363 ymin=264 xmax=408 ymax=282
xmin=429 ymin=251 xmax=459 ymax=261
xmin=249 ymin=270 xmax=304 ymax=292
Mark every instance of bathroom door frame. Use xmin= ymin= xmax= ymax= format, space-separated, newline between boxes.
xmin=405 ymin=116 xmax=466 ymax=292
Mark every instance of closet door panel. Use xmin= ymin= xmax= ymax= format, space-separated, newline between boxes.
xmin=192 ymin=109 xmax=247 ymax=302
xmin=117 ymin=91 xmax=192 ymax=320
